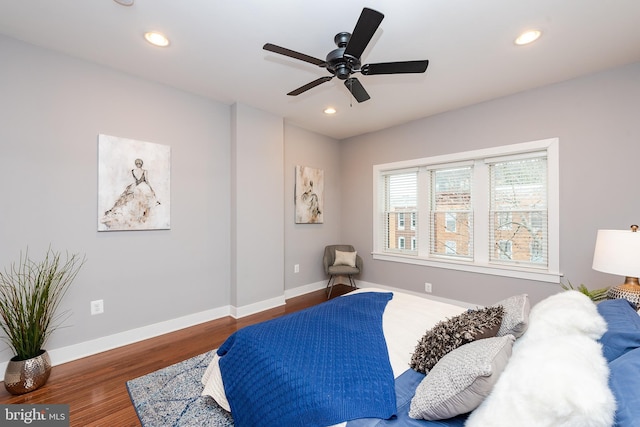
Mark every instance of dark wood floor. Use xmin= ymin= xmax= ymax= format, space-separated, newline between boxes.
xmin=0 ymin=285 xmax=353 ymax=426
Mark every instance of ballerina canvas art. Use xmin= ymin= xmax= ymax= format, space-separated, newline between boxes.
xmin=98 ymin=134 xmax=170 ymax=231
xmin=295 ymin=165 xmax=324 ymax=224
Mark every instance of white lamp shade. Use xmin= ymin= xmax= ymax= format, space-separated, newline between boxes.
xmin=592 ymin=229 xmax=640 ymax=278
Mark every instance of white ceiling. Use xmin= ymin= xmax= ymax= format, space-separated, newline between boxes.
xmin=1 ymin=0 xmax=639 ymax=139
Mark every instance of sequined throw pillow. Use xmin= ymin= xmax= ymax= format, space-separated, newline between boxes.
xmin=410 ymin=305 xmax=505 ymax=374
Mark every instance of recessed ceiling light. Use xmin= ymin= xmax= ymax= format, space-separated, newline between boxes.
xmin=144 ymin=31 xmax=170 ymax=47
xmin=113 ymin=0 xmax=134 ymax=6
xmin=515 ymin=30 xmax=542 ymax=46
xmin=324 ymin=107 xmax=337 ymax=115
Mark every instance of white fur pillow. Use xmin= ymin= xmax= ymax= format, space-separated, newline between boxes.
xmin=465 ymin=291 xmax=615 ymax=427
xmin=518 ymin=290 xmax=607 ymax=344
xmin=333 ymin=250 xmax=357 ymax=267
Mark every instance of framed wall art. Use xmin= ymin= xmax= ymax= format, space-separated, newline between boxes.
xmin=97 ymin=134 xmax=171 ymax=231
xmin=295 ymin=165 xmax=324 ymax=224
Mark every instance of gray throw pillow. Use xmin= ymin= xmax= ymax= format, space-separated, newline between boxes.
xmin=410 ymin=306 xmax=504 ymax=374
xmin=492 ymin=294 xmax=530 ymax=338
xmin=409 ymin=335 xmax=515 ymax=421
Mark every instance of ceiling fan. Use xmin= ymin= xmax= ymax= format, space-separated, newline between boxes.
xmin=263 ymin=7 xmax=429 ymax=103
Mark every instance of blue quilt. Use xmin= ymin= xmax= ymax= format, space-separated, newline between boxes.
xmin=217 ymin=292 xmax=396 ymax=427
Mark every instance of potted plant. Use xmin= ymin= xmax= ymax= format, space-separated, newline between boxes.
xmin=0 ymin=247 xmax=85 ymax=394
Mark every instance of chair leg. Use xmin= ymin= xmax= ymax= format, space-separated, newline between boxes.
xmin=348 ymin=274 xmax=358 ymax=290
xmin=326 ymin=275 xmax=336 ymax=299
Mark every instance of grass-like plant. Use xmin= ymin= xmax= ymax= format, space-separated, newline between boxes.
xmin=0 ymin=248 xmax=85 ymax=361
xmin=561 ymin=280 xmax=609 ymax=302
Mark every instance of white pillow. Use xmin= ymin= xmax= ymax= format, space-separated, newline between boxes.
xmin=333 ymin=250 xmax=357 ymax=267
xmin=409 ymin=335 xmax=514 ymax=421
xmin=466 ymin=291 xmax=615 ymax=427
xmin=201 ymin=353 xmax=231 ymax=411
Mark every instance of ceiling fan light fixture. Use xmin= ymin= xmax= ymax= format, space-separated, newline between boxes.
xmin=113 ymin=0 xmax=134 ymax=6
xmin=324 ymin=107 xmax=337 ymax=115
xmin=144 ymin=31 xmax=170 ymax=47
xmin=515 ymin=29 xmax=542 ymax=46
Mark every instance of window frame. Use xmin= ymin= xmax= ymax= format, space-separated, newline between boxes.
xmin=372 ymin=138 xmax=560 ymax=283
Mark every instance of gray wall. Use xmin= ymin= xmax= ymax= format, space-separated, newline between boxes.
xmin=284 ymin=125 xmax=342 ymax=291
xmin=0 ymin=36 xmax=232 ymax=361
xmin=340 ymin=62 xmax=640 ymax=306
xmin=231 ymin=104 xmax=285 ymax=308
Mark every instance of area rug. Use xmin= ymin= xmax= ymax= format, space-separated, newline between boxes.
xmin=126 ymin=350 xmax=234 ymax=426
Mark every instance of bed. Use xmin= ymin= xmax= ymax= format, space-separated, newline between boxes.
xmin=202 ymin=287 xmax=640 ymax=427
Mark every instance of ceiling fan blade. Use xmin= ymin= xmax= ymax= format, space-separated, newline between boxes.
xmin=344 ymin=78 xmax=370 ymax=102
xmin=361 ymin=60 xmax=429 ymax=75
xmin=287 ymin=76 xmax=334 ymax=96
xmin=263 ymin=43 xmax=326 ymax=67
xmin=343 ymin=8 xmax=384 ymax=60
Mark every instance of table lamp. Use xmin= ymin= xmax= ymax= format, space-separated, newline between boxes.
xmin=592 ymin=225 xmax=640 ymax=305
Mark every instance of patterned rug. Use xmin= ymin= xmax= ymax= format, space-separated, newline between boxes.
xmin=126 ymin=350 xmax=234 ymax=427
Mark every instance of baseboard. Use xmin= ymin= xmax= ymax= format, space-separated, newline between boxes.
xmin=357 ymin=281 xmax=478 ymax=309
xmin=0 ymin=280 xmax=476 ymax=381
xmin=229 ymin=281 xmax=332 ymax=317
xmin=0 ymin=305 xmax=231 ymax=381
xmin=0 ymin=289 xmax=305 ymax=379
xmin=230 ymin=294 xmax=286 ymax=318
xmin=0 ymin=292 xmax=293 ymax=378
xmin=284 ymin=281 xmax=326 ymax=299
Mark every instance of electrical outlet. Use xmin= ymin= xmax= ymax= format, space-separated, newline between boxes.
xmin=424 ymin=282 xmax=432 ymax=293
xmin=294 ymin=264 xmax=300 ymax=273
xmin=91 ymin=299 xmax=104 ymax=315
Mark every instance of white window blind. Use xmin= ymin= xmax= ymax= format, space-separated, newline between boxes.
xmin=373 ymin=138 xmax=559 ymax=283
xmin=383 ymin=171 xmax=417 ymax=254
xmin=430 ymin=166 xmax=473 ymax=260
xmin=489 ymin=155 xmax=547 ymax=267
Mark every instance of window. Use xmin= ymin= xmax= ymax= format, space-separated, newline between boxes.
xmin=398 ymin=213 xmax=405 ymax=230
xmin=497 ymin=240 xmax=512 ymax=260
xmin=445 ymin=213 xmax=457 ymax=232
xmin=382 ymin=171 xmax=417 ymax=255
xmin=373 ymin=138 xmax=559 ymax=282
xmin=497 ymin=212 xmax=512 ymax=230
xmin=445 ymin=241 xmax=457 ymax=255
xmin=489 ymin=156 xmax=547 ymax=267
xmin=431 ymin=166 xmax=472 ymax=259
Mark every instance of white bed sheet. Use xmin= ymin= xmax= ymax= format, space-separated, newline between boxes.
xmin=202 ymin=288 xmax=468 ymax=426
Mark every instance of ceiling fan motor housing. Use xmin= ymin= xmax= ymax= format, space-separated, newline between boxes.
xmin=326 ymin=49 xmax=349 ymax=80
xmin=326 ymin=32 xmax=361 ymax=80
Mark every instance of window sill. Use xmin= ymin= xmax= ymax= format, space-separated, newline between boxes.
xmin=371 ymin=252 xmax=562 ymax=283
